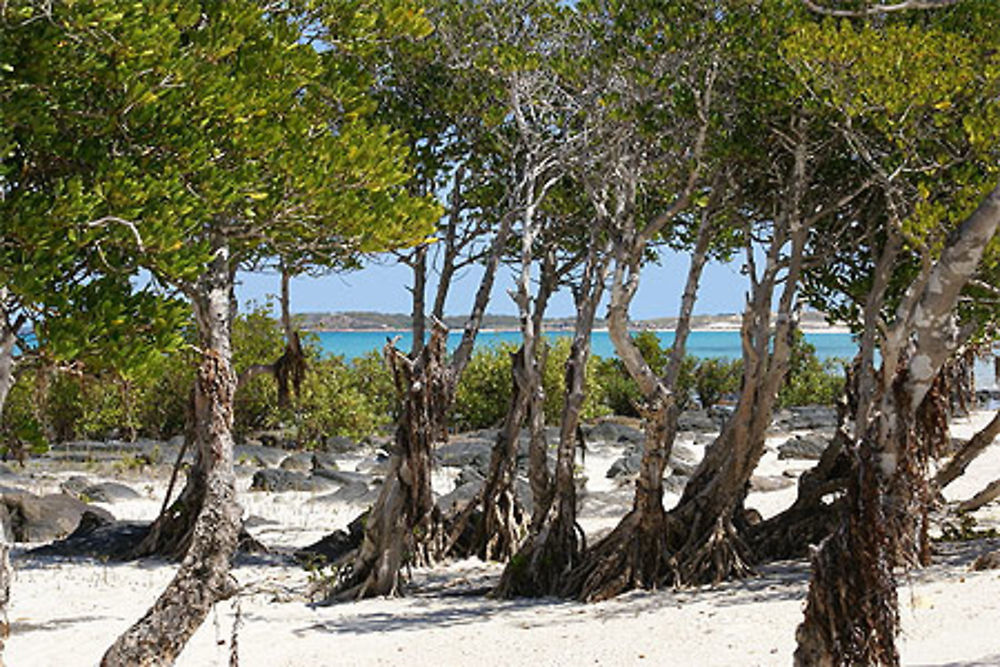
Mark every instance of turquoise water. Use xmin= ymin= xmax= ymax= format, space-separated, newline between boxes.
xmin=313 ymin=328 xmax=1000 ymax=390
xmin=312 ymin=329 xmax=860 ymax=363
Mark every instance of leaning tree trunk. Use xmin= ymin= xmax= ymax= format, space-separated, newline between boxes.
xmin=103 ymin=238 xmax=242 ymax=667
xmin=934 ymin=408 xmax=1000 ymax=490
xmin=796 ymin=182 xmax=1000 ymax=666
xmin=444 ymin=194 xmax=554 ymax=562
xmin=0 ymin=318 xmax=17 ymax=423
xmin=444 ymin=347 xmax=530 ymax=561
xmin=326 ymin=325 xmax=449 ymax=600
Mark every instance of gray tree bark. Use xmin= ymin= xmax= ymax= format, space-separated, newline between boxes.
xmin=103 ymin=235 xmax=242 ymax=666
xmin=796 ymin=182 xmax=1000 ymax=667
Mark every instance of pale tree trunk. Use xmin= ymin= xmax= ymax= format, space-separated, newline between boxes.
xmin=495 ymin=235 xmax=612 ymax=597
xmin=103 ymin=235 xmax=242 ymax=666
xmin=326 ymin=324 xmax=449 ymax=600
xmin=0 ymin=308 xmax=17 ymax=420
xmin=796 ymin=182 xmax=1000 ymax=666
xmin=447 ymin=197 xmax=553 ymax=562
xmin=566 ymin=190 xmax=713 ymax=601
xmin=525 ymin=250 xmax=557 ymax=530
xmin=669 ymin=173 xmax=810 ymax=585
xmin=935 ymin=408 xmax=1000 ymax=490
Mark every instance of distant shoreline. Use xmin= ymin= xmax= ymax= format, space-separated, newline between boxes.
xmin=294 ymin=309 xmax=849 ymax=335
xmin=305 ymin=324 xmax=853 ymax=335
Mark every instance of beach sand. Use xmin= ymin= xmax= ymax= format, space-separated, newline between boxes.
xmin=6 ymin=411 xmax=1000 ymax=666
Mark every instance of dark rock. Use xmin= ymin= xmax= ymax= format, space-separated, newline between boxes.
xmin=243 ymin=514 xmax=278 ymax=529
xmin=664 ymin=473 xmax=689 ymax=494
xmin=311 ymin=452 xmax=340 ymax=472
xmin=325 ymin=435 xmax=358 ymax=453
xmin=2 ymin=491 xmax=114 ymax=542
xmin=678 ymin=410 xmax=719 ymax=433
xmin=234 ymin=444 xmax=286 ymax=468
xmin=79 ymin=482 xmax=141 ymax=503
xmin=279 ymin=453 xmax=313 ymax=472
xmin=249 ymin=469 xmax=330 ymax=493
xmin=669 ymin=458 xmax=697 ymax=477
xmin=583 ymin=421 xmax=644 ymax=445
xmin=750 ymin=475 xmax=796 ymax=492
xmin=606 ymin=452 xmax=643 ymax=479
xmin=786 ymin=406 xmax=838 ymax=430
xmin=27 ymin=512 xmax=149 ymax=559
xmin=435 ymin=439 xmax=492 ymax=471
xmin=311 ymin=468 xmax=372 ymax=487
xmin=59 ymin=475 xmax=92 ymax=498
xmin=294 ymin=513 xmax=366 ymax=566
xmin=777 ymin=433 xmax=830 ymax=461
xmin=330 ymin=482 xmax=379 ymax=504
xmin=355 ymin=454 xmax=390 ymax=475
xmin=254 ymin=430 xmax=298 ymax=450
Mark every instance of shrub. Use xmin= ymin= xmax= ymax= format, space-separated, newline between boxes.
xmin=778 ymin=330 xmax=845 ymax=407
xmin=591 ymin=331 xmax=697 ymax=415
xmin=452 ymin=342 xmax=516 ymax=430
xmin=694 ymin=357 xmax=742 ymax=409
xmin=293 ymin=356 xmax=390 ymax=445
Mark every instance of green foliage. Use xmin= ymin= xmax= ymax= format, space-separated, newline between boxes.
xmin=452 ymin=343 xmax=516 ymax=430
xmin=778 ymin=330 xmax=845 ymax=409
xmin=540 ymin=337 xmax=610 ymax=424
xmin=592 ymin=331 xmax=697 ymax=417
xmin=694 ymin=357 xmax=742 ymax=410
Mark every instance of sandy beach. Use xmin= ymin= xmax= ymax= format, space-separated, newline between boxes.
xmin=6 ymin=410 xmax=1000 ymax=666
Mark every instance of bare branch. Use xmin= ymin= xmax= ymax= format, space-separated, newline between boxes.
xmin=802 ymin=0 xmax=962 ymax=16
xmin=87 ymin=216 xmax=145 ymax=253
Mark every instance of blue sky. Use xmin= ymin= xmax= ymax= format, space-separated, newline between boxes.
xmin=234 ymin=248 xmax=749 ymax=320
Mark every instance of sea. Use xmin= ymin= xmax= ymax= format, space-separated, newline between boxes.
xmin=312 ymin=328 xmax=999 ymax=391
xmin=313 ymin=329 xmax=857 ymax=362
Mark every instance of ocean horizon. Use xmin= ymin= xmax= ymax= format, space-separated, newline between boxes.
xmin=313 ymin=329 xmax=856 ymax=362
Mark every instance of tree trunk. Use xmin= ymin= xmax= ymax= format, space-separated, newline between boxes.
xmin=934 ymin=408 xmax=1000 ymax=490
xmin=326 ymin=324 xmax=449 ymax=600
xmin=566 ymin=200 xmax=712 ymax=601
xmin=495 ymin=241 xmax=610 ymax=597
xmin=103 ymin=237 xmax=242 ymax=666
xmin=444 ymin=216 xmax=554 ymax=562
xmin=796 ymin=182 xmax=1000 ymax=666
xmin=445 ymin=346 xmax=530 ymax=561
xmin=409 ymin=245 xmax=428 ymax=358
xmin=0 ymin=320 xmax=16 ymax=423
xmin=746 ymin=387 xmax=852 ymax=560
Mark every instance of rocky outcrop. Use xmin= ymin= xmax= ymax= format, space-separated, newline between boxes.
xmin=1 ymin=491 xmax=114 ymax=542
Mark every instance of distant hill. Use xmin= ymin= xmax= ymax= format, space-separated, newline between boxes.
xmin=294 ymin=310 xmax=841 ymax=332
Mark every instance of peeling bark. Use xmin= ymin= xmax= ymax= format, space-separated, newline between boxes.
xmin=796 ymin=182 xmax=1000 ymax=665
xmin=103 ymin=237 xmax=242 ymax=666
xmin=495 ymin=236 xmax=611 ymax=597
xmin=326 ymin=325 xmax=449 ymax=600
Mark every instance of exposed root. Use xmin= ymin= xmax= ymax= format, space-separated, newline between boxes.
xmin=563 ymin=509 xmax=674 ymax=602
xmin=674 ymin=514 xmax=754 ymax=587
xmin=795 ymin=432 xmax=899 ymax=666
xmin=494 ymin=509 xmax=582 ymax=599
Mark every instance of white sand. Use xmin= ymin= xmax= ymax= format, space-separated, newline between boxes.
xmin=7 ymin=411 xmax=1000 ymax=666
